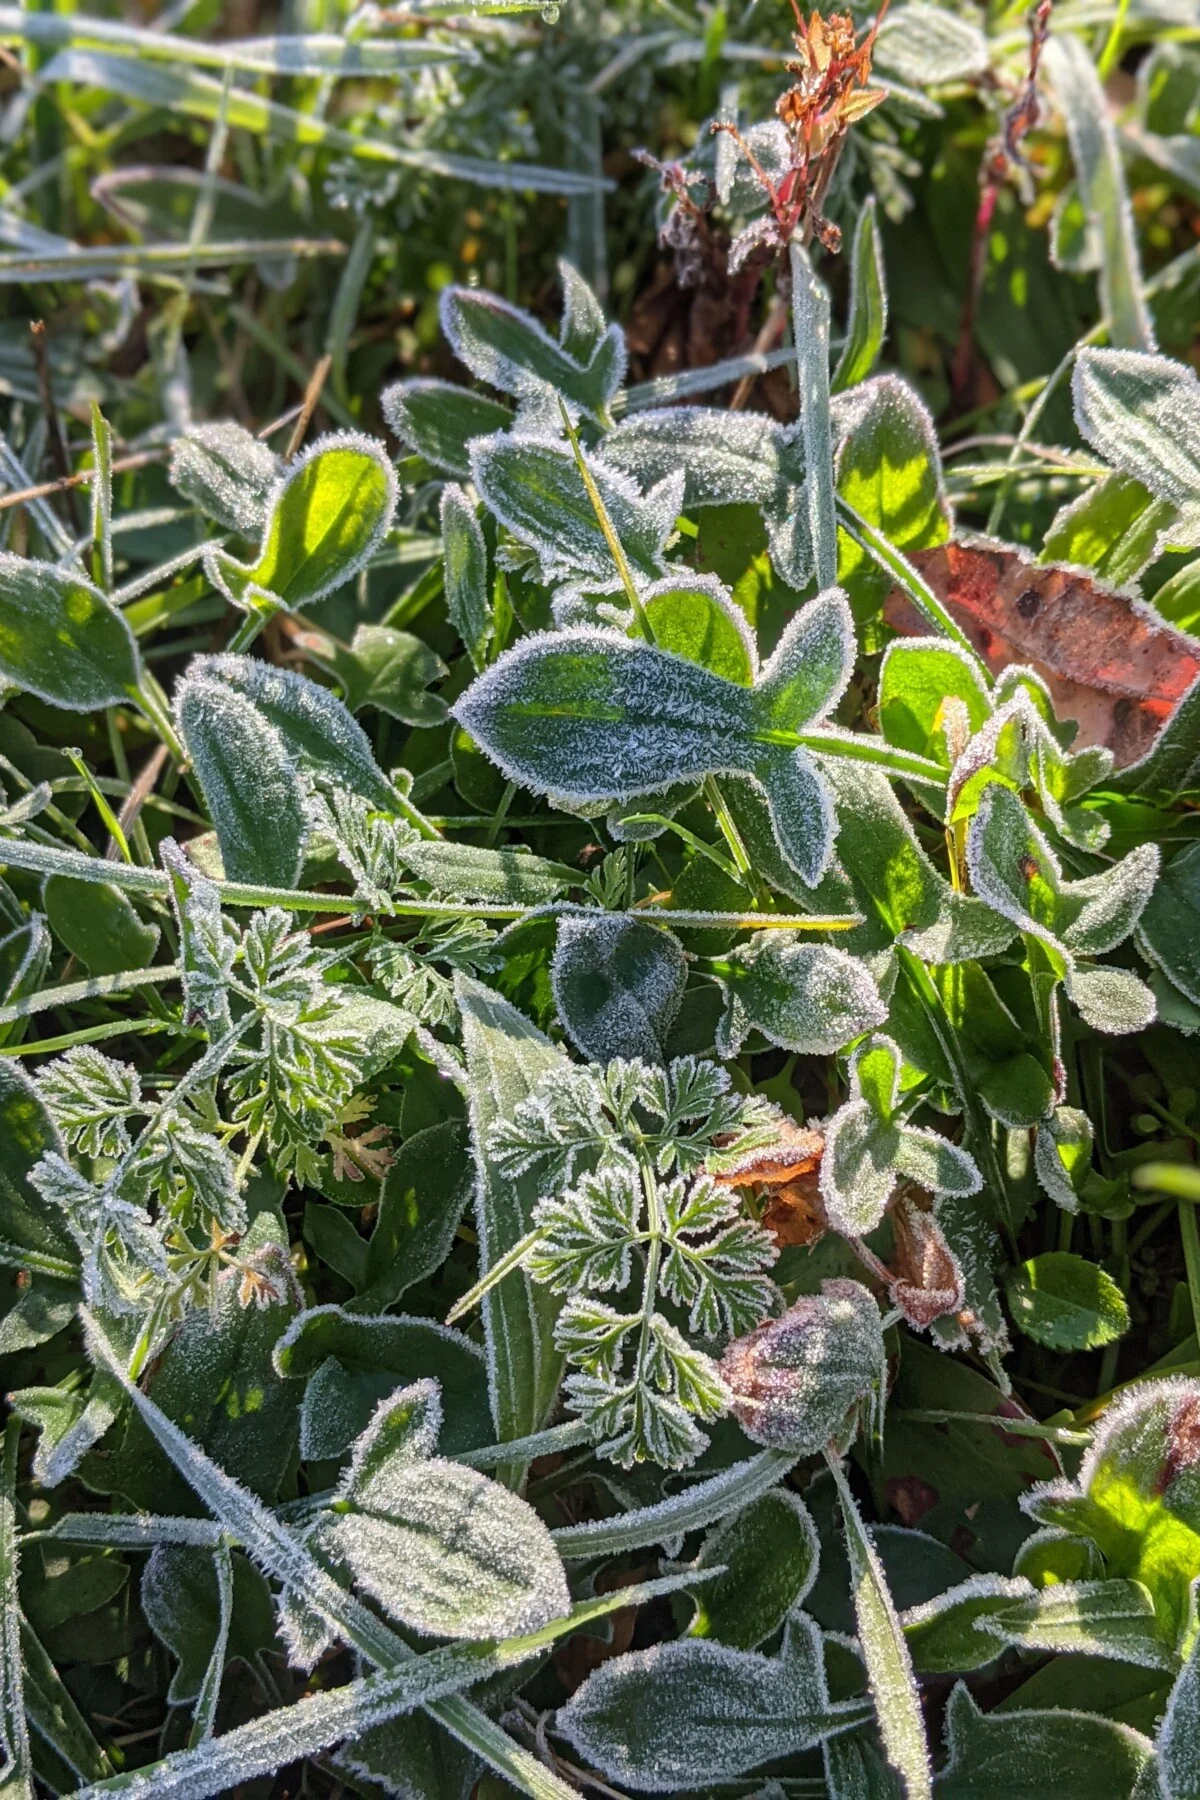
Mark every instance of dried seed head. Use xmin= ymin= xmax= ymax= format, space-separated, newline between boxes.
xmin=720 ymin=1277 xmax=885 ymax=1456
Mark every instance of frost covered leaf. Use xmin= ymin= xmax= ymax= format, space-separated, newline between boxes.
xmin=274 ymin=1306 xmax=491 ymax=1460
xmin=1005 ymin=1253 xmax=1130 ymax=1352
xmin=162 ymin=840 xmax=237 ymax=1032
xmin=324 ymin=1448 xmax=571 ymax=1640
xmin=380 ymin=377 xmax=513 ymax=478
xmin=873 ymin=2 xmax=988 ymax=86
xmin=1034 ymin=1106 xmax=1095 ymax=1213
xmin=1023 ymin=1376 xmax=1200 ymax=1650
xmin=440 ymin=280 xmax=625 ymax=424
xmin=0 ymin=554 xmax=141 ymax=711
xmin=832 ymin=197 xmax=888 ymax=394
xmin=827 ymin=1452 xmax=932 ymax=1800
xmin=454 ymin=595 xmax=854 ymax=887
xmin=470 ymin=433 xmax=679 ymax=587
xmin=1041 ymin=470 xmax=1176 ymax=588
xmin=457 ymin=978 xmax=567 ymax=1467
xmin=835 ymin=375 xmax=951 ymax=607
xmin=936 ymin=1683 xmax=1155 ymax=1800
xmin=557 ymin=1617 xmax=867 ymax=1791
xmin=187 ymin=653 xmax=398 ymax=808
xmin=720 ymin=1279 xmax=884 ymax=1457
xmin=901 ymin=1573 xmax=1034 ymax=1674
xmin=713 ymin=935 xmax=886 ymax=1058
xmin=36 ymin=1046 xmax=142 ymax=1160
xmin=688 ymin=1488 xmax=819 ymax=1651
xmin=441 ymin=484 xmax=492 ymax=671
xmin=169 ymin=421 xmax=282 ymax=533
xmin=552 ymin=914 xmax=686 ymax=1063
xmin=1045 ymin=37 xmax=1156 ymax=354
xmin=974 ymin=1578 xmax=1172 ymax=1670
xmin=640 ymin=573 xmax=758 ymax=685
xmin=819 ymin=1036 xmax=980 ymax=1238
xmin=1073 ymin=349 xmax=1200 ymax=542
xmin=402 ymin=839 xmax=576 ymax=903
xmin=1159 ymin=1620 xmax=1200 ymax=1800
xmin=338 ymin=1379 xmax=444 ymax=1501
xmin=967 ymin=785 xmax=1159 ymax=1032
xmin=205 ymin=432 xmax=397 ymax=611
xmin=176 ymin=676 xmax=307 ymax=887
xmin=601 ymin=408 xmax=807 ymax=583
xmin=1139 ymin=842 xmax=1200 ymax=1008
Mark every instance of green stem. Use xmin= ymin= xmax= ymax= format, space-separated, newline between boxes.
xmin=835 ymin=498 xmax=979 ymax=659
xmin=0 ymin=962 xmax=183 ymax=1028
xmin=1181 ymin=1196 xmax=1200 ymax=1342
xmin=791 ymin=238 xmax=837 ymax=591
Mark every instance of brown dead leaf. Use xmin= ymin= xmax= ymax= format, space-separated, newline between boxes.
xmin=709 ymin=1120 xmax=827 ymax=1247
xmin=887 ymin=1195 xmax=966 ymax=1330
xmin=883 ymin=539 xmax=1200 ymax=768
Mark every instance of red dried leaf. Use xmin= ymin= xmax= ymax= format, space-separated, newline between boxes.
xmin=883 ymin=539 xmax=1200 ymax=768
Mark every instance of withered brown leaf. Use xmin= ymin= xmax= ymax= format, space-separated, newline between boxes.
xmin=884 ymin=539 xmax=1200 ymax=768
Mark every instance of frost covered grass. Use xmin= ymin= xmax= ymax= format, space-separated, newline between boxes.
xmin=1 ymin=2 xmax=1200 ymax=1797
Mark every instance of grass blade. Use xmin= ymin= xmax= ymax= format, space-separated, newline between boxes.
xmin=39 ymin=50 xmax=609 ymax=198
xmin=825 ymin=1450 xmax=931 ymax=1800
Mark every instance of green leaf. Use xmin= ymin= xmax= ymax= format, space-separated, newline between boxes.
xmin=975 ymin=1578 xmax=1172 ymax=1671
xmin=176 ymin=677 xmax=306 ymax=887
xmin=1073 ymin=349 xmax=1200 ymax=538
xmin=440 ymin=284 xmax=624 ymax=424
xmin=714 ymin=935 xmax=886 ymax=1057
xmin=1041 ymin=472 xmax=1177 ymax=585
xmin=836 ymin=375 xmax=950 ymax=612
xmin=207 ymin=432 xmax=397 ymax=611
xmin=826 ymin=1452 xmax=932 ymax=1800
xmin=1045 ymin=37 xmax=1156 ymax=353
xmin=381 ymin=378 xmax=514 ymax=479
xmin=902 ymin=1574 xmax=1033 ymax=1675
xmin=0 ymin=554 xmax=141 ymax=711
xmin=43 ymin=875 xmax=159 ymax=976
xmin=169 ymin=422 xmax=282 ymax=534
xmin=688 ymin=1488 xmax=819 ymax=1651
xmin=273 ymin=1305 xmax=492 ymax=1460
xmin=1005 ymin=1252 xmax=1130 ymax=1351
xmin=0 ymin=1059 xmax=77 ymax=1270
xmin=1159 ymin=1621 xmax=1200 ymax=1800
xmin=558 ymin=1617 xmax=869 ymax=1791
xmin=357 ymin=1121 xmax=472 ymax=1312
xmin=833 ymin=196 xmax=888 ymax=394
xmin=934 ymin=1682 xmax=1155 ymax=1799
xmin=441 ymin=486 xmax=492 ymax=672
xmin=1034 ymin=1107 xmax=1095 ymax=1212
xmin=1139 ymin=842 xmax=1200 ymax=1006
xmin=331 ymin=623 xmax=448 ymax=728
xmin=552 ymin=914 xmax=686 ymax=1063
xmin=642 ymin=575 xmax=757 ymax=685
xmin=323 ymin=1393 xmax=571 ymax=1641
xmin=185 ymin=653 xmax=399 ymax=809
xmin=878 ymin=639 xmax=991 ymax=767
xmin=456 ymin=979 xmax=566 ymax=1475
